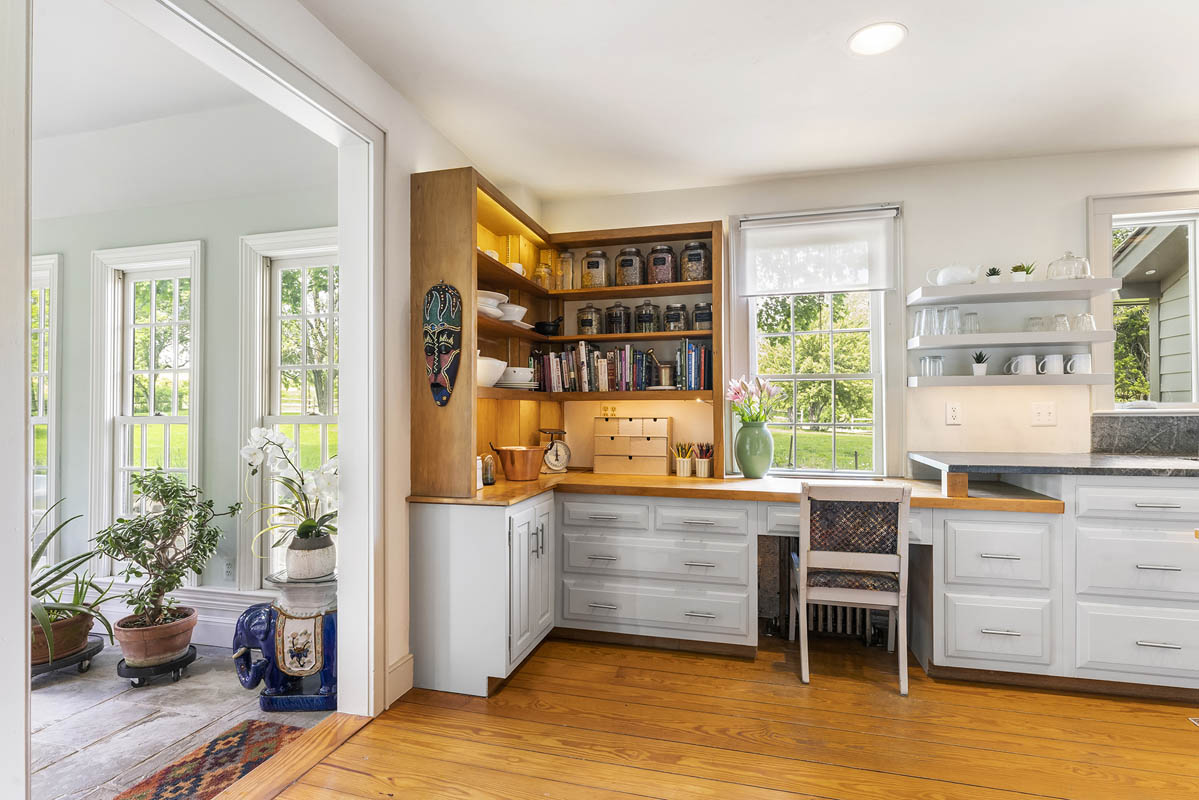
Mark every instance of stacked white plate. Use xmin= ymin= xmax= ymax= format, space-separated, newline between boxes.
xmin=478 ymin=290 xmax=508 ymax=319
xmin=495 ymin=381 xmax=539 ymax=390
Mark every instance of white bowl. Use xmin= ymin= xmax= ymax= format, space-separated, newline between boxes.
xmin=500 ymin=366 xmax=534 ymax=383
xmin=508 ymin=262 xmax=525 ymax=276
xmin=497 ymin=302 xmax=527 ymax=322
xmin=477 ymin=305 xmax=503 ymax=319
xmin=477 ymin=357 xmax=507 ymax=387
xmin=477 ymin=290 xmax=508 ymax=308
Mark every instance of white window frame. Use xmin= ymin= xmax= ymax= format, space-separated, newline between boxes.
xmin=29 ymin=254 xmax=60 ymax=554
xmin=238 ymin=228 xmax=337 ymax=590
xmin=90 ymin=241 xmax=203 ymax=577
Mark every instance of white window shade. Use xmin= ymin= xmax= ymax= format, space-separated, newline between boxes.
xmin=739 ymin=208 xmax=897 ymax=297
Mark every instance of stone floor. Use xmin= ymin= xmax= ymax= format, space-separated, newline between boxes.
xmin=31 ymin=643 xmax=330 ymax=800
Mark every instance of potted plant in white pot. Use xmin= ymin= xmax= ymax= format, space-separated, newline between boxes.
xmin=94 ymin=471 xmax=239 ymax=667
xmin=242 ymin=427 xmax=339 ymax=579
xmin=1009 ymin=262 xmax=1036 ymax=282
xmin=971 ymin=351 xmax=990 ymax=376
xmin=984 ymin=267 xmax=1002 ymax=284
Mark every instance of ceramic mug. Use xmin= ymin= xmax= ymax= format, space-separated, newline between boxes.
xmin=1066 ymin=354 xmax=1092 ymax=374
xmin=1038 ymin=354 xmax=1065 ymax=375
xmin=1005 ymin=354 xmax=1037 ymax=375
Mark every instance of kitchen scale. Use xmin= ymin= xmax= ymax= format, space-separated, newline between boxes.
xmin=540 ymin=428 xmax=570 ymax=473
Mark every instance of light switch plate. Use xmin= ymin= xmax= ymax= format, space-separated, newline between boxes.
xmin=945 ymin=402 xmax=962 ymax=426
xmin=1032 ymin=401 xmax=1057 ymax=426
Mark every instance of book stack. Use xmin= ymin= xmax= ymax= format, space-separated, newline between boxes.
xmin=531 ymin=340 xmax=712 ymax=393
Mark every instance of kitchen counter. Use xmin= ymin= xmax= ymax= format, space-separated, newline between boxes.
xmin=910 ymin=450 xmax=1199 ymax=477
xmin=407 ymin=472 xmax=1064 ymax=514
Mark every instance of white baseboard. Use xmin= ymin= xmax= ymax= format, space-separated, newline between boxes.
xmin=386 ymin=653 xmax=414 ymax=707
xmin=91 ymin=584 xmax=277 ymax=649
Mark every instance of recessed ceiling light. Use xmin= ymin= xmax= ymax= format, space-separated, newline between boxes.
xmin=848 ymin=22 xmax=908 ymax=56
xmin=1145 ymin=269 xmax=1157 ymax=275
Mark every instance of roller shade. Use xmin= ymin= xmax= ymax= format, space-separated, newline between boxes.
xmin=739 ymin=207 xmax=898 ymax=297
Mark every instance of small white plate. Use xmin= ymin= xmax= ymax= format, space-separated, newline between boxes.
xmin=477 ymin=305 xmax=504 ymax=319
xmin=496 ymin=382 xmax=540 ymax=388
xmin=510 ymin=320 xmax=534 ymax=330
xmin=477 ymin=290 xmax=508 ymax=307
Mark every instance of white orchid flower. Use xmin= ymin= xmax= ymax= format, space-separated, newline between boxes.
xmin=240 ymin=445 xmax=264 ymax=469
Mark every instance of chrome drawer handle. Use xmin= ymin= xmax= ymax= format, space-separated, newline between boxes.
xmin=683 ymin=561 xmax=718 ymax=568
xmin=587 ymin=513 xmax=620 ymax=520
xmin=587 ymin=602 xmax=618 ymax=611
xmin=684 ymin=611 xmax=717 ymax=619
xmin=681 ymin=518 xmax=717 ymax=525
xmin=980 ymin=553 xmax=1021 ymax=561
xmin=1134 ymin=502 xmax=1182 ymax=509
xmin=1137 ymin=640 xmax=1182 ymax=650
xmin=1136 ymin=564 xmax=1182 ymax=572
xmin=980 ymin=628 xmax=1022 ymax=636
xmin=586 ymin=554 xmax=618 ymax=561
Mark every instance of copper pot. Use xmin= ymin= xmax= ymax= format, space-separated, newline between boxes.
xmin=490 ymin=443 xmax=549 ymax=481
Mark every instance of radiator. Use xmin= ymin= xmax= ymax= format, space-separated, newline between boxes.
xmin=808 ymin=604 xmax=870 ymax=635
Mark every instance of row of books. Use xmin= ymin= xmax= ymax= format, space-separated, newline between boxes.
xmin=532 ymin=339 xmax=712 ymax=393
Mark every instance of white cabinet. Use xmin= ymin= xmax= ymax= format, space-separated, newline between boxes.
xmin=533 ymin=499 xmax=555 ymax=636
xmin=508 ymin=498 xmax=556 ymax=669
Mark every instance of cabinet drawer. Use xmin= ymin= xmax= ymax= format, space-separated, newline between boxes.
xmin=563 ymin=533 xmax=748 ymax=584
xmin=943 ymin=519 xmax=1051 ymax=588
xmin=594 ymin=455 xmax=670 ymax=475
xmin=594 ymin=418 xmax=621 ymax=436
xmin=944 ymin=593 xmax=1052 ymax=665
xmin=642 ymin=418 xmax=670 ymax=437
xmin=1077 ymin=602 xmax=1199 ymax=678
xmin=563 ymin=579 xmax=749 ymax=635
xmin=1077 ymin=526 xmax=1199 ymax=602
xmin=1077 ymin=485 xmax=1199 ymax=519
xmin=764 ymin=504 xmax=803 ymax=536
xmin=617 ymin=418 xmax=643 ymax=436
xmin=561 ymin=499 xmax=650 ymax=531
xmin=656 ymin=504 xmax=750 ymax=535
xmin=629 ymin=436 xmax=669 ymax=456
xmin=594 ymin=435 xmax=630 ymax=456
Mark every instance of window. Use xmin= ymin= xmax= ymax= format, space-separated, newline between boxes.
xmin=29 ymin=255 xmax=59 ymax=547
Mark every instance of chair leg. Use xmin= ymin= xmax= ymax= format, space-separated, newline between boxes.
xmin=798 ymin=584 xmax=810 ymax=684
xmin=887 ymin=610 xmax=896 ymax=653
xmin=788 ymin=592 xmax=797 ymax=641
xmin=897 ymin=603 xmax=909 ymax=697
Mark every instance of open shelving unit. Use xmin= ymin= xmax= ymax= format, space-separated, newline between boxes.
xmin=907 ymin=331 xmax=1115 ymax=350
xmin=906 ymin=277 xmax=1121 ymax=306
xmin=547 ymin=329 xmax=713 ymax=344
xmin=907 ymin=374 xmax=1113 ymax=388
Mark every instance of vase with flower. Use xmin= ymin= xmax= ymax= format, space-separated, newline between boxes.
xmin=726 ymin=377 xmax=786 ymax=479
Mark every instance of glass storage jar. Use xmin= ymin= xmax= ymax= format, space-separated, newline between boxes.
xmin=692 ymin=302 xmax=713 ymax=331
xmin=1047 ymin=250 xmax=1093 ymax=280
xmin=580 ymin=250 xmax=609 ymax=288
xmin=533 ymin=263 xmax=554 ymax=290
xmin=634 ymin=300 xmax=661 ymax=333
xmin=576 ymin=303 xmax=603 ymax=335
xmin=605 ymin=301 xmax=631 ymax=334
xmin=557 ymin=250 xmax=574 ymax=290
xmin=615 ymin=247 xmax=645 ymax=286
xmin=664 ymin=303 xmax=689 ymax=331
xmin=680 ymin=241 xmax=711 ymax=282
xmin=646 ymin=245 xmax=677 ymax=284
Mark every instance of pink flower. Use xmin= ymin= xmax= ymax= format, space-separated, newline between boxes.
xmin=726 ymin=379 xmax=747 ymax=403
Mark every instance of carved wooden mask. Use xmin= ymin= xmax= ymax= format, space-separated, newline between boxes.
xmin=422 ymin=283 xmax=462 ymax=407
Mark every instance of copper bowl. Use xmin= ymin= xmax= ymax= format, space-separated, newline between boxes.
xmin=490 ymin=443 xmax=548 ymax=481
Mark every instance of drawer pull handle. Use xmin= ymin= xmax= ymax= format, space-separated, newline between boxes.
xmin=683 ymin=561 xmax=718 ymax=568
xmin=682 ymin=518 xmax=717 ymax=526
xmin=586 ymin=554 xmax=618 ymax=561
xmin=587 ymin=602 xmax=618 ymax=611
xmin=980 ymin=553 xmax=1022 ymax=561
xmin=1136 ymin=640 xmax=1183 ymax=650
xmin=587 ymin=514 xmax=620 ymax=520
xmin=1136 ymin=564 xmax=1182 ymax=572
xmin=980 ymin=628 xmax=1022 ymax=637
xmin=684 ymin=611 xmax=717 ymax=619
xmin=1134 ymin=502 xmax=1182 ymax=509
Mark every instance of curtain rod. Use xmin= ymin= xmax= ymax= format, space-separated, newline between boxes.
xmin=737 ymin=203 xmax=901 ymax=226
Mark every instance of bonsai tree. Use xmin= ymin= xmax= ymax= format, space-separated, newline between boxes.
xmin=94 ymin=470 xmax=240 ymax=627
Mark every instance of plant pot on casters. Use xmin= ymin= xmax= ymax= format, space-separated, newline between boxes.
xmin=114 ymin=607 xmax=198 ymax=667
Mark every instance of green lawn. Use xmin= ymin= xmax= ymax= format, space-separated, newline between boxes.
xmin=770 ymin=427 xmax=873 ymax=472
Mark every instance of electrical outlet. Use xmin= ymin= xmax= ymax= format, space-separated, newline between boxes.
xmin=224 ymin=561 xmax=235 ymax=581
xmin=1032 ymin=401 xmax=1057 ymax=427
xmin=945 ymin=402 xmax=963 ymax=426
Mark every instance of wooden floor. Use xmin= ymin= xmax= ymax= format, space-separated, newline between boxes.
xmin=277 ymin=636 xmax=1199 ymax=800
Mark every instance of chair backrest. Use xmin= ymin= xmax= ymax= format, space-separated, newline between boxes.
xmin=800 ymin=482 xmax=912 ymax=575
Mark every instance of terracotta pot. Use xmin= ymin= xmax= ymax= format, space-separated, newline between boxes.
xmin=114 ymin=606 xmax=197 ymax=667
xmin=31 ymin=612 xmax=93 ymax=665
xmin=286 ymin=534 xmax=336 ymax=579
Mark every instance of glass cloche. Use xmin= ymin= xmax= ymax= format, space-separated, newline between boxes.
xmin=1047 ymin=250 xmax=1092 ymax=280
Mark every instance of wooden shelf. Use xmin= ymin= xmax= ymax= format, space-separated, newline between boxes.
xmin=477 ymin=387 xmax=712 ymax=401
xmin=907 ymin=331 xmax=1116 ymax=350
xmin=548 ymin=329 xmax=713 ymax=344
xmin=476 ymin=313 xmax=548 ymax=341
xmin=907 ymin=373 xmax=1113 ymax=387
xmin=476 ymin=386 xmax=548 ymax=400
xmin=549 ymin=222 xmax=717 ymax=250
xmin=906 ymin=278 xmax=1122 ymax=307
xmin=476 ymin=250 xmax=550 ymax=298
xmin=550 ymin=280 xmax=713 ymax=301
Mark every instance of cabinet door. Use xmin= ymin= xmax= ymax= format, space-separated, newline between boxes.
xmin=509 ymin=507 xmax=536 ymax=659
xmin=533 ymin=498 xmax=555 ymax=636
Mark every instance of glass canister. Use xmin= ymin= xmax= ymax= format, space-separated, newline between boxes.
xmin=693 ymin=302 xmax=713 ymax=331
xmin=577 ymin=303 xmax=603 ymax=335
xmin=646 ymin=245 xmax=677 ymax=284
xmin=634 ymin=300 xmax=661 ymax=333
xmin=615 ymin=247 xmax=645 ymax=286
xmin=664 ymin=303 xmax=689 ymax=331
xmin=580 ymin=249 xmax=609 ymax=288
xmin=557 ymin=250 xmax=574 ymax=290
xmin=605 ymin=301 xmax=631 ymax=334
xmin=680 ymin=241 xmax=711 ymax=282
xmin=533 ymin=263 xmax=554 ymax=290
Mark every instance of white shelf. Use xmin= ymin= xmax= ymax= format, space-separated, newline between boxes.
xmin=907 ymin=373 xmax=1112 ymax=387
xmin=906 ymin=278 xmax=1122 ymax=307
xmin=907 ymin=331 xmax=1116 ymax=350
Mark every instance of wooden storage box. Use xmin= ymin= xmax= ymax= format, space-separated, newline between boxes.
xmin=593 ymin=416 xmax=672 ymax=475
xmin=594 ymin=455 xmax=671 ymax=475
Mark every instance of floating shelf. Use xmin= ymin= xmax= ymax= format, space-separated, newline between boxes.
xmin=906 ymin=278 xmax=1122 ymax=307
xmin=476 ymin=387 xmax=711 ymax=401
xmin=476 ymin=313 xmax=548 ymax=342
xmin=907 ymin=373 xmax=1113 ymax=387
xmin=476 ymin=386 xmax=549 ymax=401
xmin=548 ymin=329 xmax=713 ymax=344
xmin=550 ymin=280 xmax=713 ymax=301
xmin=476 ymin=249 xmax=551 ymax=298
xmin=907 ymin=331 xmax=1116 ymax=350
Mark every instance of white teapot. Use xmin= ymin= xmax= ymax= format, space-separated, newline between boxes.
xmin=925 ymin=265 xmax=981 ymax=286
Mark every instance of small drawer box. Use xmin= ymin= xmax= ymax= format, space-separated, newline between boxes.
xmin=594 ymin=436 xmax=631 ymax=456
xmin=630 ymin=436 xmax=669 ymax=456
xmin=642 ymin=417 xmax=670 ymax=437
xmin=617 ymin=418 xmax=643 ymax=436
xmin=593 ymin=455 xmax=670 ymax=475
xmin=594 ymin=418 xmax=621 ymax=436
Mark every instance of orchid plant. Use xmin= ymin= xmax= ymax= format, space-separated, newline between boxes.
xmin=241 ymin=427 xmax=339 ymax=556
xmin=726 ymin=376 xmax=787 ymax=423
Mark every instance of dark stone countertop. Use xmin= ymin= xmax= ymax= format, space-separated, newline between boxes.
xmin=909 ymin=451 xmax=1199 ymax=477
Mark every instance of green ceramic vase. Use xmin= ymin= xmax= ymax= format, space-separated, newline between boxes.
xmin=734 ymin=420 xmax=774 ymax=479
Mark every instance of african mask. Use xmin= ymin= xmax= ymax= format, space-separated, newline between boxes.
xmin=422 ymin=282 xmax=462 ymax=407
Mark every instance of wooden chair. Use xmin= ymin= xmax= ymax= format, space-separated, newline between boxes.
xmin=789 ymin=482 xmax=912 ymax=695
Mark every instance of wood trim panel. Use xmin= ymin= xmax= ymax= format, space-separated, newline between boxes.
xmin=551 ymin=627 xmax=757 ymax=658
xmin=549 ymin=222 xmax=720 ymax=249
xmin=927 ymin=663 xmax=1199 ymax=703
xmin=474 ymin=170 xmax=552 ymax=244
xmin=710 ymin=220 xmax=725 ymax=478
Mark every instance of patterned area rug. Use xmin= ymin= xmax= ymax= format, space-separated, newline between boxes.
xmin=116 ymin=719 xmax=304 ymax=800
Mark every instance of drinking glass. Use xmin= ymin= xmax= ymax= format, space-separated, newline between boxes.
xmin=1052 ymin=313 xmax=1071 ymax=332
xmin=1024 ymin=316 xmax=1047 ymax=332
xmin=920 ymin=355 xmax=944 ymax=376
xmin=1073 ymin=313 xmax=1097 ymax=331
xmin=939 ymin=306 xmax=961 ymax=336
xmin=961 ymin=312 xmax=981 ymax=334
xmin=914 ymin=308 xmax=937 ymax=337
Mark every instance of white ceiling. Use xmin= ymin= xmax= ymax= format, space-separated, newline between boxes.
xmin=300 ymin=0 xmax=1199 ymax=199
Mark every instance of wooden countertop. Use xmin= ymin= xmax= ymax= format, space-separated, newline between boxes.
xmin=407 ymin=472 xmax=1064 ymax=514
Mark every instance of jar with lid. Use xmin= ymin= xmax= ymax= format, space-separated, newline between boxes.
xmin=576 ymin=303 xmax=603 ymax=335
xmin=557 ymin=250 xmax=574 ymax=290
xmin=680 ymin=241 xmax=711 ymax=282
xmin=533 ymin=263 xmax=554 ymax=290
xmin=634 ymin=300 xmax=661 ymax=333
xmin=580 ymin=250 xmax=609 ymax=288
xmin=664 ymin=303 xmax=689 ymax=332
xmin=692 ymin=302 xmax=713 ymax=331
xmin=646 ymin=245 xmax=677 ymax=284
xmin=615 ymin=247 xmax=645 ymax=286
xmin=605 ymin=301 xmax=631 ymax=335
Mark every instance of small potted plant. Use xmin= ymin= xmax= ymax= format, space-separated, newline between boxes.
xmin=242 ymin=427 xmax=339 ymax=579
xmin=984 ymin=267 xmax=1002 ymax=284
xmin=694 ymin=442 xmax=714 ymax=478
xmin=95 ymin=470 xmax=239 ymax=667
xmin=1010 ymin=262 xmax=1036 ymax=282
xmin=727 ymin=377 xmax=787 ymax=479
xmin=971 ymin=351 xmax=990 ymax=376
xmin=673 ymin=442 xmax=695 ymax=477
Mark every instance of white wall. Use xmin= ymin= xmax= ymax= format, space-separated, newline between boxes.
xmin=33 ymin=184 xmax=337 ymax=583
xmin=542 ymin=147 xmax=1199 ymax=462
